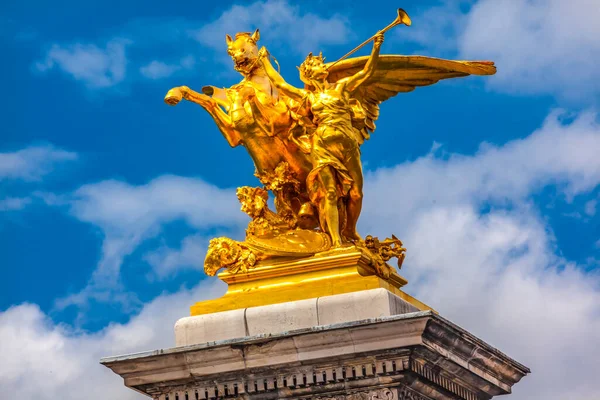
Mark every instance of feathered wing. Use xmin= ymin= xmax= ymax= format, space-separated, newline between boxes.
xmin=325 ymin=55 xmax=496 ymax=143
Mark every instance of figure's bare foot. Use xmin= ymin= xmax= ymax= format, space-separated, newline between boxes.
xmin=342 ymin=229 xmax=363 ymax=242
xmin=323 ymin=243 xmax=355 ymax=254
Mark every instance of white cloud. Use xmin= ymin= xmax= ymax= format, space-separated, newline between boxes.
xmin=144 ymin=234 xmax=207 ymax=279
xmin=191 ymin=0 xmax=350 ymax=55
xmin=0 ymin=197 xmax=32 ymax=211
xmin=403 ymin=207 xmax=600 ymax=399
xmin=362 ymin=110 xmax=600 ymax=233
xmin=3 ymin=108 xmax=599 ymax=399
xmin=139 ymin=55 xmax=195 ymax=80
xmin=361 ymin=110 xmax=600 ymax=399
xmin=36 ymin=39 xmax=130 ymax=88
xmin=396 ymin=0 xmax=472 ymax=54
xmin=459 ymin=0 xmax=600 ymax=100
xmin=400 ymin=0 xmax=600 ymax=101
xmin=51 ymin=175 xmax=246 ymax=316
xmin=140 ymin=60 xmax=178 ymax=79
xmin=0 ymin=279 xmax=226 ymax=400
xmin=0 ymin=144 xmax=77 ymax=182
xmin=584 ymin=199 xmax=597 ymax=216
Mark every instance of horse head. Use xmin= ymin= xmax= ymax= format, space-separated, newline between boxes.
xmin=226 ymin=29 xmax=260 ymax=75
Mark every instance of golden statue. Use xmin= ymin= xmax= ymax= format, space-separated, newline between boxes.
xmin=165 ymin=30 xmax=313 ymax=225
xmin=255 ymin=30 xmax=385 ymax=246
xmin=164 ymin=9 xmax=496 ymax=314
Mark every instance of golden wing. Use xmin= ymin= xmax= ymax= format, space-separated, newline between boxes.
xmin=325 ymin=55 xmax=496 ymax=141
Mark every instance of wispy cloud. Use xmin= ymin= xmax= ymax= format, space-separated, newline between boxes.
xmin=144 ymin=234 xmax=207 ymax=279
xmin=48 ymin=175 xmax=246 ymax=320
xmin=35 ymin=39 xmax=131 ymax=89
xmin=0 ymin=144 xmax=77 ymax=182
xmin=3 ymin=108 xmax=600 ymax=399
xmin=361 ymin=109 xmax=600 ymax=399
xmin=584 ymin=199 xmax=597 ymax=216
xmin=0 ymin=197 xmax=32 ymax=211
xmin=0 ymin=279 xmax=226 ymax=400
xmin=191 ymin=0 xmax=351 ymax=55
xmin=460 ymin=0 xmax=600 ymax=101
xmin=396 ymin=0 xmax=473 ymax=54
xmin=33 ymin=1 xmax=350 ymax=88
xmin=139 ymin=55 xmax=195 ymax=80
xmin=401 ymin=0 xmax=600 ymax=101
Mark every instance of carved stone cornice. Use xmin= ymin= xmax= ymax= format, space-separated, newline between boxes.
xmin=101 ymin=311 xmax=529 ymax=400
xmin=313 ymin=387 xmax=429 ymax=400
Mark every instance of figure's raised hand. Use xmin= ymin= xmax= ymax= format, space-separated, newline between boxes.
xmin=374 ymin=31 xmax=384 ymax=48
xmin=257 ymin=46 xmax=268 ymax=60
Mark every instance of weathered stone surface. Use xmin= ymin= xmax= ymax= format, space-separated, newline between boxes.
xmin=313 ymin=387 xmax=429 ymax=399
xmin=174 ymin=308 xmax=247 ymax=346
xmin=175 ymin=288 xmax=419 ymax=347
xmin=102 ymin=311 xmax=530 ymax=399
xmin=318 ymin=288 xmax=418 ymax=326
xmin=246 ymin=298 xmax=319 ymax=336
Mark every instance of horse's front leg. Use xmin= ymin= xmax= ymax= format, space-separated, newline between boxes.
xmin=165 ymin=86 xmax=242 ymax=147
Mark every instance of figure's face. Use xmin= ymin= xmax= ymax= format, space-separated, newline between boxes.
xmin=307 ymin=63 xmax=328 ymax=81
xmin=237 ymin=187 xmax=267 ymax=217
xmin=226 ymin=34 xmax=259 ymax=74
xmin=300 ymin=56 xmax=328 ymax=85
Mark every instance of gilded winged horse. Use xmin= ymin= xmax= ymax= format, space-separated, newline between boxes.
xmin=164 ymin=30 xmax=314 ymax=226
xmin=165 ymin=9 xmax=497 ymax=276
xmin=255 ymin=8 xmax=496 ymax=248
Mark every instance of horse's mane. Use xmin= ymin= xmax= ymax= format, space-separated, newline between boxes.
xmin=234 ymin=32 xmax=256 ymax=41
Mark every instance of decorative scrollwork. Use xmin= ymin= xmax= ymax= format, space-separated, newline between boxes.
xmin=370 ymin=388 xmax=397 ymax=400
xmin=204 ymin=237 xmax=264 ymax=276
xmin=358 ymin=234 xmax=406 ymax=278
xmin=397 ymin=386 xmax=430 ymax=400
xmin=315 ymin=388 xmax=398 ymax=400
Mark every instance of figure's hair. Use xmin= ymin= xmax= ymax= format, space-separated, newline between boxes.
xmin=299 ymin=52 xmax=325 ymax=80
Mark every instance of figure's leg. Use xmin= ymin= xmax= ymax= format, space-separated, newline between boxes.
xmin=342 ymin=150 xmax=364 ymax=241
xmin=316 ymin=166 xmax=343 ymax=247
xmin=274 ymin=189 xmax=292 ymax=219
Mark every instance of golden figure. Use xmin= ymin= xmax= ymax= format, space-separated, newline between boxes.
xmin=164 ymin=8 xmax=496 ymax=280
xmin=256 ymin=32 xmax=386 ymax=246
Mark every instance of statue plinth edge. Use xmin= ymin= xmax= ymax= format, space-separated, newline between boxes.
xmin=191 ymin=245 xmax=434 ymax=316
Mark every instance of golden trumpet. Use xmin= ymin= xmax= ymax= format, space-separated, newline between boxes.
xmin=328 ymin=8 xmax=411 ymax=69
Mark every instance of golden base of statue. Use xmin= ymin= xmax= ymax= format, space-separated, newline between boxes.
xmin=191 ymin=184 xmax=431 ymax=315
xmin=192 ymin=244 xmax=432 ymax=316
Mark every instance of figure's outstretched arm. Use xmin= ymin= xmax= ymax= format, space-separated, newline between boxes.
xmin=258 ymin=49 xmax=305 ymax=102
xmin=165 ymin=86 xmax=242 ymax=147
xmin=341 ymin=31 xmax=384 ymax=93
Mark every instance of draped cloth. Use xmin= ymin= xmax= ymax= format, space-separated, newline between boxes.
xmin=304 ymin=91 xmax=361 ymax=204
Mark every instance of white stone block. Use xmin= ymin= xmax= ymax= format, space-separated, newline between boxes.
xmin=174 ymin=308 xmax=247 ymax=346
xmin=317 ymin=288 xmax=418 ymax=326
xmin=245 ymin=298 xmax=319 ymax=336
xmin=174 ymin=289 xmax=418 ymax=347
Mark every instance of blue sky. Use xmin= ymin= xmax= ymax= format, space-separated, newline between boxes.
xmin=1 ymin=1 xmax=599 ymax=399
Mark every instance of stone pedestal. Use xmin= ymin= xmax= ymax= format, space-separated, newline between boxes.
xmin=101 ymin=289 xmax=529 ymax=399
xmin=175 ymin=288 xmax=418 ymax=346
